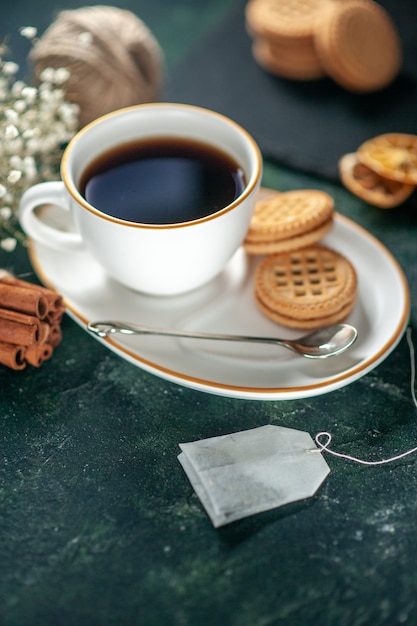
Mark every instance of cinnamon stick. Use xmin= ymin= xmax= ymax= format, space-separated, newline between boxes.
xmin=0 ymin=271 xmax=64 ymax=370
xmin=0 ymin=282 xmax=48 ymax=319
xmin=48 ymin=324 xmax=63 ymax=348
xmin=25 ymin=343 xmax=53 ymax=367
xmin=45 ymin=304 xmax=65 ymax=325
xmin=0 ymin=340 xmax=26 ymax=370
xmin=0 ymin=308 xmax=42 ymax=346
xmin=38 ymin=321 xmax=51 ymax=345
xmin=0 ymin=274 xmax=63 ymax=315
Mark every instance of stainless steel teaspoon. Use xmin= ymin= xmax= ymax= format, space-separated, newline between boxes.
xmin=87 ymin=321 xmax=357 ymax=359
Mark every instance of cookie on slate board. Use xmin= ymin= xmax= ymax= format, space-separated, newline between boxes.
xmin=251 ymin=37 xmax=325 ymax=80
xmin=245 ymin=0 xmax=401 ymax=91
xmin=245 ymin=0 xmax=328 ymax=80
xmin=314 ymin=0 xmax=402 ymax=92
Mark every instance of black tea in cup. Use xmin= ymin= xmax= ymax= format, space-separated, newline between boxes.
xmin=79 ymin=137 xmax=246 ymax=224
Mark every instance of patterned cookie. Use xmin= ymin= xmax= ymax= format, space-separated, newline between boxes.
xmin=254 ymin=245 xmax=357 ymax=329
xmin=252 ymin=37 xmax=325 ymax=80
xmin=339 ymin=152 xmax=415 ymax=208
xmin=244 ymin=189 xmax=334 ymax=254
xmin=245 ymin=0 xmax=329 ymax=44
xmin=314 ymin=0 xmax=402 ymax=92
xmin=357 ymin=133 xmax=417 ymax=185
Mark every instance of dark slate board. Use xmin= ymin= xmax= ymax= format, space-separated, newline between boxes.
xmin=165 ymin=0 xmax=417 ymax=180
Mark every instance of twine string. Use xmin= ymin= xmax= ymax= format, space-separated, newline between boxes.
xmin=315 ymin=327 xmax=417 ymax=466
xmin=30 ymin=6 xmax=164 ymax=127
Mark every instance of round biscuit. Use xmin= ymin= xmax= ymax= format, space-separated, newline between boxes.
xmin=244 ymin=216 xmax=333 ymax=255
xmin=252 ymin=37 xmax=325 ymax=80
xmin=357 ymin=133 xmax=417 ymax=185
xmin=245 ymin=0 xmax=329 ymax=43
xmin=314 ymin=0 xmax=402 ymax=92
xmin=339 ymin=152 xmax=415 ymax=208
xmin=255 ymin=292 xmax=356 ymax=330
xmin=254 ymin=245 xmax=357 ymax=323
xmin=244 ymin=189 xmax=334 ymax=244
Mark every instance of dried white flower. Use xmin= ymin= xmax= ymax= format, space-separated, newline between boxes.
xmin=0 ymin=237 xmax=17 ymax=252
xmin=4 ymin=108 xmax=19 ymax=123
xmin=21 ymin=86 xmax=37 ymax=103
xmin=54 ymin=68 xmax=71 ymax=85
xmin=3 ymin=61 xmax=19 ymax=76
xmin=7 ymin=170 xmax=22 ymax=184
xmin=39 ymin=67 xmax=55 ymax=83
xmin=11 ymin=80 xmax=25 ymax=97
xmin=14 ymin=99 xmax=26 ymax=113
xmin=0 ymin=207 xmax=12 ymax=219
xmin=9 ymin=155 xmax=22 ymax=169
xmin=1 ymin=237 xmax=17 ymax=251
xmin=0 ymin=28 xmax=79 ymax=251
xmin=5 ymin=124 xmax=19 ymax=139
xmin=20 ymin=26 xmax=37 ymax=40
xmin=22 ymin=156 xmax=37 ymax=181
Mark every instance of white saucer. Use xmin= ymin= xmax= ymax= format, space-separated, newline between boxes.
xmin=29 ymin=210 xmax=410 ymax=400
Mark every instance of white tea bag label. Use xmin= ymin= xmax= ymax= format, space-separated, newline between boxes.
xmin=178 ymin=424 xmax=330 ymax=527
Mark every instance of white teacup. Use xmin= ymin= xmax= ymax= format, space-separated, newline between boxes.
xmin=19 ymin=103 xmax=262 ymax=296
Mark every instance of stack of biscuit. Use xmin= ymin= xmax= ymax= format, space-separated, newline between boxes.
xmin=339 ymin=133 xmax=417 ymax=208
xmin=244 ymin=189 xmax=358 ymax=330
xmin=246 ymin=0 xmax=326 ymax=81
xmin=245 ymin=0 xmax=402 ymax=92
xmin=244 ymin=189 xmax=334 ymax=255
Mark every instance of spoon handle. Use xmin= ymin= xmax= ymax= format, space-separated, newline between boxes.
xmin=87 ymin=320 xmax=284 ymax=347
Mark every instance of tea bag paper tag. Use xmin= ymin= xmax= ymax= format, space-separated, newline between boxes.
xmin=178 ymin=424 xmax=330 ymax=527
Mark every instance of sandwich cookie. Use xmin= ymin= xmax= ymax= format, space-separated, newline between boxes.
xmin=254 ymin=244 xmax=358 ymax=329
xmin=244 ymin=189 xmax=334 ymax=255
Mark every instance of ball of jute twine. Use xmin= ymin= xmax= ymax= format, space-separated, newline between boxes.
xmin=30 ymin=5 xmax=164 ymax=127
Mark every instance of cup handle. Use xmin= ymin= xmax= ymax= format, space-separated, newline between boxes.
xmin=18 ymin=181 xmax=84 ymax=251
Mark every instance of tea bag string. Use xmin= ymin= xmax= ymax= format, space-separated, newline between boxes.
xmin=314 ymin=327 xmax=417 ymax=466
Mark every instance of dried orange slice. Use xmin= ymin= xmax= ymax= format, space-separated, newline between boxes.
xmin=357 ymin=133 xmax=417 ymax=184
xmin=339 ymin=152 xmax=414 ymax=208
